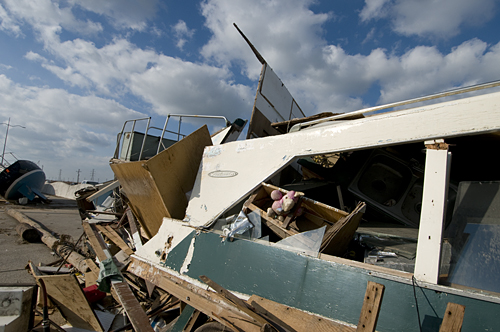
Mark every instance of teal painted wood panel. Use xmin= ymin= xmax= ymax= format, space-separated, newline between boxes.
xmin=163 ymin=231 xmax=500 ymax=332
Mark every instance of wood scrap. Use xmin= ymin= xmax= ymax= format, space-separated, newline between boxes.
xmin=96 ymin=224 xmax=134 ymax=256
xmin=82 ymin=221 xmax=154 ymax=332
xmin=128 ymin=257 xmax=267 ymax=332
xmin=320 ymin=202 xmax=366 ymax=256
xmin=29 ymin=262 xmax=104 ymax=332
xmin=199 ymin=275 xmax=294 ymax=332
xmin=247 ymin=295 xmax=355 ymax=332
xmin=356 ymin=281 xmax=385 ymax=332
xmin=112 ymin=281 xmax=154 ymax=332
xmin=439 ymin=303 xmax=465 ymax=332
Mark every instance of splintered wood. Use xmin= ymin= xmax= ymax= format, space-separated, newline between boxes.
xmin=113 ymin=281 xmax=154 ymax=332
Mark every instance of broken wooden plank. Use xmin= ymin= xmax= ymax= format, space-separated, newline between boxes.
xmin=356 ymin=281 xmax=385 ymax=332
xmin=85 ymin=180 xmax=120 ymax=202
xmin=439 ymin=302 xmax=465 ymax=332
xmin=198 ymin=275 xmax=299 ymax=332
xmin=320 ymin=202 xmax=365 ymax=256
xmin=127 ymin=208 xmax=143 ymax=250
xmin=82 ymin=221 xmax=109 ymax=262
xmin=247 ymin=295 xmax=355 ymax=332
xmin=85 ymin=259 xmax=99 ymax=287
xmin=29 ymin=263 xmax=104 ymax=332
xmin=199 ymin=275 xmax=270 ymax=327
xmin=127 ymin=256 xmax=264 ymax=332
xmin=96 ymin=224 xmax=134 ymax=256
xmin=83 ymin=222 xmax=154 ymax=332
xmin=112 ymin=281 xmax=154 ymax=332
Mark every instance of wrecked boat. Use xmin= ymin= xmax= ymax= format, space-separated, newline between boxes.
xmin=0 ymin=160 xmax=47 ymax=202
xmin=108 ymin=28 xmax=500 ymax=332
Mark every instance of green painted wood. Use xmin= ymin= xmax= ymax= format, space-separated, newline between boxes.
xmin=163 ymin=231 xmax=500 ymax=332
xmin=166 ymin=304 xmax=196 ymax=332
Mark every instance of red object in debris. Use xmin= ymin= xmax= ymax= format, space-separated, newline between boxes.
xmin=83 ymin=284 xmax=106 ymax=303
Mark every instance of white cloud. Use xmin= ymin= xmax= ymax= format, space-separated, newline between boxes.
xmin=360 ymin=0 xmax=497 ymax=38
xmin=0 ymin=3 xmax=23 ymax=36
xmin=128 ymin=57 xmax=253 ymax=119
xmin=2 ymin=0 xmax=102 ymax=38
xmin=359 ymin=0 xmax=391 ymax=21
xmin=0 ymin=74 xmax=143 ymax=180
xmin=199 ymin=0 xmax=500 ymax=115
xmin=173 ymin=20 xmax=195 ymax=50
xmin=201 ymin=0 xmax=330 ymax=80
xmin=66 ymin=0 xmax=160 ymax=31
xmin=377 ymin=39 xmax=500 ymax=103
xmin=23 ymin=33 xmax=254 ymax=120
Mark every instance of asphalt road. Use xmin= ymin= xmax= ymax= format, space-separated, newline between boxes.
xmin=0 ymin=197 xmax=83 ymax=284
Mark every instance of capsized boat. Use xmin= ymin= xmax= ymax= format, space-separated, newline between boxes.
xmin=0 ymin=160 xmax=47 ymax=202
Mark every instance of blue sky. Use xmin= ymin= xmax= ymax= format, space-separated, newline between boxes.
xmin=1 ymin=0 xmax=500 ymax=182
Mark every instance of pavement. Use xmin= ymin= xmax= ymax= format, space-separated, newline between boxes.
xmin=0 ymin=196 xmax=83 ymax=284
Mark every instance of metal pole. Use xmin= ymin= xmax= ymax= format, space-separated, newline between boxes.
xmin=1 ymin=117 xmax=10 ymax=166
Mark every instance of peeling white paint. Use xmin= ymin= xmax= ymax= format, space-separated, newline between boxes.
xmin=135 ymin=218 xmax=194 ymax=264
xmin=204 ymin=146 xmax=223 ymax=158
xmin=180 ymin=237 xmax=196 ymax=274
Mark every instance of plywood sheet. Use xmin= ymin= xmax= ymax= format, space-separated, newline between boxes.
xmin=36 ymin=274 xmax=103 ymax=332
xmin=111 ymin=125 xmax=212 ymax=237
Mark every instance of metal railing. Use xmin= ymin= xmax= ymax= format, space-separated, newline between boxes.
xmin=113 ymin=114 xmax=230 ymax=161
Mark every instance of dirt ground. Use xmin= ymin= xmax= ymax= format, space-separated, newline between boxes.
xmin=0 ymin=196 xmax=83 ymax=284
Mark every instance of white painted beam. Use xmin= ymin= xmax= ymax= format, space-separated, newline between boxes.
xmin=414 ymin=140 xmax=451 ymax=284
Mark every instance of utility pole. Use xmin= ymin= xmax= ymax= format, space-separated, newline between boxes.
xmin=58 ymin=169 xmax=62 ymax=181
xmin=90 ymin=169 xmax=95 ymax=181
xmin=76 ymin=169 xmax=81 ymax=183
xmin=1 ymin=117 xmax=26 ymax=166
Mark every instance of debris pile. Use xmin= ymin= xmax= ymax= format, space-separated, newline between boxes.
xmin=3 ymin=26 xmax=500 ymax=331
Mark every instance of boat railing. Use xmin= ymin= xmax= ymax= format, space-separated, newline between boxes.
xmin=290 ymin=79 xmax=500 ymax=132
xmin=113 ymin=114 xmax=230 ymax=161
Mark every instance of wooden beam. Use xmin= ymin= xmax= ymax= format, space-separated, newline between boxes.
xmin=357 ymin=281 xmax=385 ymax=332
xmin=127 ymin=208 xmax=143 ymax=249
xmin=199 ymin=275 xmax=270 ymax=328
xmin=414 ymin=141 xmax=451 ymax=284
xmin=96 ymin=224 xmax=134 ymax=256
xmin=439 ymin=303 xmax=465 ymax=332
xmin=82 ymin=221 xmax=109 ymax=262
xmin=85 ymin=180 xmax=120 ymax=202
xmin=127 ymin=256 xmax=263 ymax=332
xmin=247 ymin=295 xmax=355 ymax=332
xmin=83 ymin=222 xmax=153 ymax=331
xmin=112 ymin=281 xmax=154 ymax=332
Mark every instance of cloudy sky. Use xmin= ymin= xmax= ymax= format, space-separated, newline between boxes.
xmin=1 ymin=0 xmax=500 ymax=182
